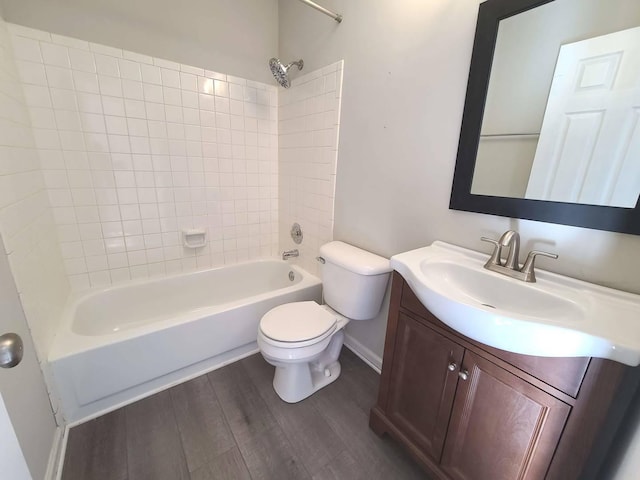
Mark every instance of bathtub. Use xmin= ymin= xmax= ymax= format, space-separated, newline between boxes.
xmin=49 ymin=260 xmax=321 ymax=423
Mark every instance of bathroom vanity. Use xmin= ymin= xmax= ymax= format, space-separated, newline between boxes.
xmin=370 ymin=272 xmax=639 ymax=480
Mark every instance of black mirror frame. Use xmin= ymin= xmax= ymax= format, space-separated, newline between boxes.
xmin=449 ymin=0 xmax=640 ymax=236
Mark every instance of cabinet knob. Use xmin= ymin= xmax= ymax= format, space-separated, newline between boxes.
xmin=447 ymin=362 xmax=457 ymax=372
xmin=458 ymin=369 xmax=469 ymax=381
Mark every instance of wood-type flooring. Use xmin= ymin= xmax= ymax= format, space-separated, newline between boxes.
xmin=61 ymin=349 xmax=426 ymax=479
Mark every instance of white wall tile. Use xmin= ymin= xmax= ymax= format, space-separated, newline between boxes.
xmin=77 ymin=92 xmax=102 ymax=113
xmin=22 ymin=84 xmax=51 ymax=107
xmin=8 ymin=22 xmax=280 ymax=292
xmin=179 ymin=72 xmax=198 ymax=91
xmin=88 ymin=270 xmax=110 ymax=287
xmin=41 ymin=43 xmax=70 ymax=68
xmin=80 ymin=112 xmax=106 ymax=133
xmin=162 ymin=86 xmax=181 ymax=106
xmin=59 ymin=130 xmax=85 ymax=151
xmin=94 ymin=54 xmax=120 ymax=77
xmin=127 ymin=118 xmax=148 ymax=137
xmin=98 ymin=75 xmax=122 ymax=97
xmin=104 ymin=115 xmax=127 ymax=135
xmin=72 ymin=70 xmax=99 ymax=93
xmin=11 ymin=36 xmax=43 ymax=62
xmin=278 ymin=61 xmax=343 ymax=275
xmin=28 ymin=107 xmax=56 ymax=128
xmin=140 ymin=64 xmax=161 ymax=85
xmin=124 ymin=99 xmax=146 ymax=119
xmin=102 ymin=96 xmax=125 ymax=116
xmin=143 ymin=83 xmax=163 ymax=103
xmin=16 ymin=60 xmax=47 ymax=85
xmin=118 ymin=59 xmax=141 ymax=81
xmin=160 ymin=68 xmax=180 ymax=88
xmin=50 ymin=88 xmax=77 ymax=110
xmin=146 ymin=103 xmax=165 ymax=121
xmin=86 ymin=254 xmax=108 ymax=271
xmin=55 ymin=110 xmax=81 ymax=130
xmin=1 ymin=20 xmax=70 ymax=368
xmin=122 ymin=79 xmax=143 ymax=100
xmin=68 ymin=48 xmax=96 ymax=73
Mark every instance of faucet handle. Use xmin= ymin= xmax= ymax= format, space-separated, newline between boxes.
xmin=521 ymin=250 xmax=558 ymax=282
xmin=481 ymin=237 xmax=499 ymax=245
xmin=481 ymin=237 xmax=502 ymax=267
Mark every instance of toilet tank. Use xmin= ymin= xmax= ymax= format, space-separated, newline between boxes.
xmin=319 ymin=241 xmax=392 ymax=320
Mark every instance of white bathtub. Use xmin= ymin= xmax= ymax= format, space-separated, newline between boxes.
xmin=49 ymin=260 xmax=321 ymax=423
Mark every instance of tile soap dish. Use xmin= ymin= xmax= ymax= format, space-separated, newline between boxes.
xmin=182 ymin=228 xmax=207 ymax=249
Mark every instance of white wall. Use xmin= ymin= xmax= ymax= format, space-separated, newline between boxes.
xmin=0 ymin=17 xmax=69 ymax=363
xmin=8 ymin=24 xmax=280 ymax=291
xmin=611 ymin=422 xmax=640 ymax=480
xmin=279 ymin=61 xmax=343 ymax=275
xmin=278 ymin=0 xmax=640 ymax=361
xmin=0 ymin=0 xmax=279 ymax=84
xmin=279 ymin=0 xmax=640 ymax=475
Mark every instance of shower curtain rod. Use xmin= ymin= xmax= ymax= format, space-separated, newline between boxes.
xmin=296 ymin=0 xmax=342 ymax=23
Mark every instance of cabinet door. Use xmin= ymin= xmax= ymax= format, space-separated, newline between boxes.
xmin=387 ymin=313 xmax=464 ymax=461
xmin=441 ymin=351 xmax=571 ymax=480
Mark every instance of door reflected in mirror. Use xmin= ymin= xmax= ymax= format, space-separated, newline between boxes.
xmin=470 ymin=0 xmax=640 ymax=208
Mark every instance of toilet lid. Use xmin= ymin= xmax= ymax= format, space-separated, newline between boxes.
xmin=260 ymin=301 xmax=337 ymax=343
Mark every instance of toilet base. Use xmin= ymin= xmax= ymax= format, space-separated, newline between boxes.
xmin=273 ymin=360 xmax=342 ymax=403
xmin=269 ymin=330 xmax=345 ymax=403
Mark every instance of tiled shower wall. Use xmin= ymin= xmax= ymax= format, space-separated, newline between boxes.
xmin=8 ymin=24 xmax=279 ymax=291
xmin=278 ymin=61 xmax=343 ymax=275
xmin=0 ymin=18 xmax=69 ymax=360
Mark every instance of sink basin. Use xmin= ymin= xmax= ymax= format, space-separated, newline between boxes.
xmin=391 ymin=241 xmax=640 ymax=366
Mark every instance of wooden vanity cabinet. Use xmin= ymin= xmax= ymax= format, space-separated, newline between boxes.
xmin=386 ymin=313 xmax=464 ymax=461
xmin=439 ymin=350 xmax=570 ymax=480
xmin=370 ymin=272 xmax=637 ymax=480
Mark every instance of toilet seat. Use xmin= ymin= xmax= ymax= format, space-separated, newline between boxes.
xmin=259 ymin=301 xmax=337 ymax=348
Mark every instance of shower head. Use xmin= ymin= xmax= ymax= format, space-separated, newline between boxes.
xmin=269 ymin=57 xmax=304 ymax=88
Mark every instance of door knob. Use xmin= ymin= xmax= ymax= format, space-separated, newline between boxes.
xmin=447 ymin=362 xmax=457 ymax=372
xmin=0 ymin=333 xmax=23 ymax=368
xmin=458 ymin=369 xmax=469 ymax=381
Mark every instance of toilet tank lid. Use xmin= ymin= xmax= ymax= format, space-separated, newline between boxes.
xmin=319 ymin=241 xmax=391 ymax=275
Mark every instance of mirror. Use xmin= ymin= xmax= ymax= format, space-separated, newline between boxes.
xmin=450 ymin=0 xmax=640 ymax=235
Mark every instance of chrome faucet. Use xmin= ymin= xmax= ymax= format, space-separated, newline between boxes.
xmin=282 ymin=249 xmax=299 ymax=260
xmin=498 ymin=230 xmax=520 ymax=270
xmin=481 ymin=230 xmax=557 ymax=282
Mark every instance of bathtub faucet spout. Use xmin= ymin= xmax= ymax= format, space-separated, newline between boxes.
xmin=282 ymin=249 xmax=299 ymax=260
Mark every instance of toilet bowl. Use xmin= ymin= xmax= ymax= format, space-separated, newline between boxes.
xmin=258 ymin=241 xmax=392 ymax=403
xmin=258 ymin=301 xmax=349 ymax=403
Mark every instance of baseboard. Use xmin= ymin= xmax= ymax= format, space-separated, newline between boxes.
xmin=45 ymin=425 xmax=66 ymax=480
xmin=344 ymin=334 xmax=382 ymax=373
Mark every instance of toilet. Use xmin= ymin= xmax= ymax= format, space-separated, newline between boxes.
xmin=258 ymin=241 xmax=392 ymax=403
